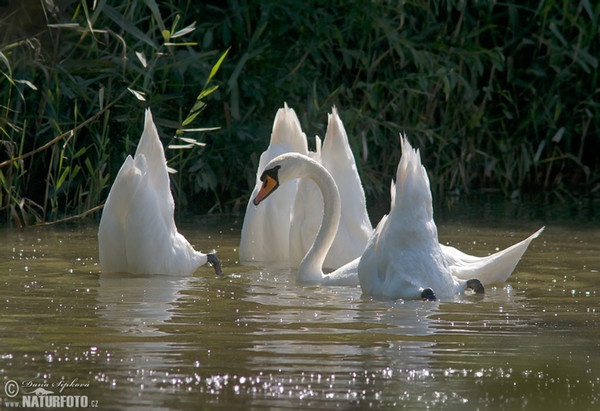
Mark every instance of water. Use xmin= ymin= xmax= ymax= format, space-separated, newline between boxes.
xmin=0 ymin=200 xmax=599 ymax=410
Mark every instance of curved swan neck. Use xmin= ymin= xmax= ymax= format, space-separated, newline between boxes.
xmin=294 ymin=156 xmax=341 ymax=282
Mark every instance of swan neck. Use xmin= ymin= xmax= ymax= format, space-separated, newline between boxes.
xmin=298 ymin=160 xmax=341 ymax=282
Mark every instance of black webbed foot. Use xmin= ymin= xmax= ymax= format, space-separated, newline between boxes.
xmin=207 ymin=253 xmax=223 ymax=276
xmin=466 ymin=279 xmax=484 ymax=294
xmin=421 ymin=288 xmax=436 ymax=301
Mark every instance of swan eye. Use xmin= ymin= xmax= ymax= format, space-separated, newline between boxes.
xmin=253 ymin=166 xmax=281 ymax=206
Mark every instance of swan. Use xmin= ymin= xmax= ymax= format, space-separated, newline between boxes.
xmin=290 ymin=107 xmax=372 ymax=269
xmin=253 ymin=152 xmax=360 ymax=285
xmin=239 ymin=103 xmax=308 ymax=264
xmin=98 ymin=108 xmax=222 ymax=276
xmin=358 ymin=136 xmax=543 ymax=300
xmin=240 ymin=104 xmax=371 ymax=270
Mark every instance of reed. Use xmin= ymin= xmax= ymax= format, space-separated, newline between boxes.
xmin=0 ymin=0 xmax=226 ymax=225
xmin=0 ymin=0 xmax=597 ymax=225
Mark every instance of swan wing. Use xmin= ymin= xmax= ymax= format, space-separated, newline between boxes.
xmin=99 ymin=109 xmax=208 ymax=275
xmin=442 ymin=226 xmax=545 ymax=284
xmin=98 ymin=155 xmax=140 ymax=273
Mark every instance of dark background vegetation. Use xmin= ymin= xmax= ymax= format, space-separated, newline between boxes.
xmin=0 ymin=0 xmax=598 ymax=226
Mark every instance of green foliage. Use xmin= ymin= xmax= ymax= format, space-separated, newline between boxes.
xmin=0 ymin=0 xmax=598 ymax=225
xmin=195 ymin=0 xmax=599 ymax=206
xmin=0 ymin=0 xmax=225 ymax=225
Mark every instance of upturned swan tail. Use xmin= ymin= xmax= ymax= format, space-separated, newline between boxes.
xmin=390 ymin=135 xmax=434 ymax=225
xmin=442 ymin=226 xmax=545 ymax=285
xmin=270 ymin=102 xmax=308 ymax=154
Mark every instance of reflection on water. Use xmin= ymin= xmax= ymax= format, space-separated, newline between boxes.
xmin=97 ymin=274 xmax=190 ymax=335
xmin=0 ymin=199 xmax=599 ymax=409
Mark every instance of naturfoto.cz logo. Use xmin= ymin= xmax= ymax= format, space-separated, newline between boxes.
xmin=2 ymin=378 xmax=98 ymax=408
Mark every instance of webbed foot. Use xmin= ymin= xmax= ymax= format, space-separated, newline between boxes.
xmin=207 ymin=253 xmax=223 ymax=276
xmin=421 ymin=288 xmax=436 ymax=301
xmin=466 ymin=279 xmax=484 ymax=294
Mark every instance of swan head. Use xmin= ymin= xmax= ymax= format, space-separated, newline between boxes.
xmin=252 ymin=153 xmax=324 ymax=206
xmin=253 ymin=165 xmax=281 ymax=205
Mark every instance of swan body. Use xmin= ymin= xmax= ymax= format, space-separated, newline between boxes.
xmin=358 ymin=136 xmax=473 ymax=299
xmin=358 ymin=136 xmax=543 ymax=300
xmin=290 ymin=107 xmax=372 ymax=269
xmin=98 ymin=109 xmax=221 ymax=276
xmin=239 ymin=104 xmax=308 ymax=264
xmin=253 ymin=153 xmax=359 ymax=286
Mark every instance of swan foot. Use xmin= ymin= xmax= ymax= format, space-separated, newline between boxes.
xmin=466 ymin=279 xmax=484 ymax=294
xmin=207 ymin=253 xmax=223 ymax=276
xmin=421 ymin=288 xmax=436 ymax=301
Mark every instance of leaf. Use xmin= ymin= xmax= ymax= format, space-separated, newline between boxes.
xmin=127 ymin=88 xmax=146 ymax=101
xmin=164 ymin=42 xmax=198 ymax=47
xmin=0 ymin=51 xmax=12 ymax=76
xmin=98 ymin=84 xmax=104 ymax=110
xmin=56 ymin=166 xmax=71 ymax=191
xmin=552 ymin=127 xmax=565 ymax=143
xmin=171 ymin=21 xmax=196 ymax=39
xmin=144 ymin=0 xmax=166 ymax=33
xmin=196 ymin=84 xmax=219 ymax=101
xmin=205 ymin=48 xmax=230 ymax=87
xmin=180 ymin=127 xmax=220 ymax=132
xmin=102 ymin=4 xmax=157 ymax=49
xmin=176 ymin=136 xmax=207 ymax=146
xmin=135 ymin=51 xmax=147 ymax=68
xmin=14 ymin=79 xmax=38 ymax=90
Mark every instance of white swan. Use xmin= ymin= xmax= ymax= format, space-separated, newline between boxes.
xmin=253 ymin=152 xmax=360 ymax=285
xmin=240 ymin=104 xmax=372 ymax=270
xmin=98 ymin=109 xmax=221 ymax=276
xmin=358 ymin=136 xmax=543 ymax=300
xmin=239 ymin=103 xmax=308 ymax=264
xmin=290 ymin=107 xmax=372 ymax=269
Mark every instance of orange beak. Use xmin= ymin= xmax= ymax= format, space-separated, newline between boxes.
xmin=253 ymin=174 xmax=279 ymax=205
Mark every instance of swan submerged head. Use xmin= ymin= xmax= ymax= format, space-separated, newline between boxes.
xmin=98 ymin=108 xmax=222 ymax=276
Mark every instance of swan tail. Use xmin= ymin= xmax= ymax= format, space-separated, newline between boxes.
xmin=270 ymin=103 xmax=308 ymax=154
xmin=446 ymin=226 xmax=545 ymax=284
xmin=390 ymin=135 xmax=434 ymax=225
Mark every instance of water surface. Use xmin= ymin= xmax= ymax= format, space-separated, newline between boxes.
xmin=0 ymin=200 xmax=598 ymax=410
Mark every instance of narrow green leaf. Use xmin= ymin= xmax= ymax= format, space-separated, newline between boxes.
xmin=197 ymin=84 xmax=219 ymax=101
xmin=56 ymin=166 xmax=71 ymax=191
xmin=206 ymin=48 xmax=230 ymax=86
xmin=144 ymin=0 xmax=167 ymax=33
xmin=102 ymin=4 xmax=157 ymax=49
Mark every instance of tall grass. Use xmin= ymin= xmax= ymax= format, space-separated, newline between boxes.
xmin=0 ymin=0 xmax=598 ymax=226
xmin=196 ymin=0 xmax=598 ymax=206
xmin=0 ymin=0 xmax=226 ymax=225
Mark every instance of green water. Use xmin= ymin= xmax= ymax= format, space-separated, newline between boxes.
xmin=0 ymin=201 xmax=598 ymax=410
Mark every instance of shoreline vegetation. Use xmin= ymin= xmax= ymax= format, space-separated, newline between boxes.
xmin=0 ymin=1 xmax=598 ymax=227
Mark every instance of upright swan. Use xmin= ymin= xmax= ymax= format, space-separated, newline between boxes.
xmin=98 ymin=109 xmax=221 ymax=276
xmin=241 ymin=104 xmax=371 ymax=270
xmin=253 ymin=153 xmax=360 ymax=285
xmin=239 ymin=103 xmax=308 ymax=264
xmin=290 ymin=107 xmax=372 ymax=269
